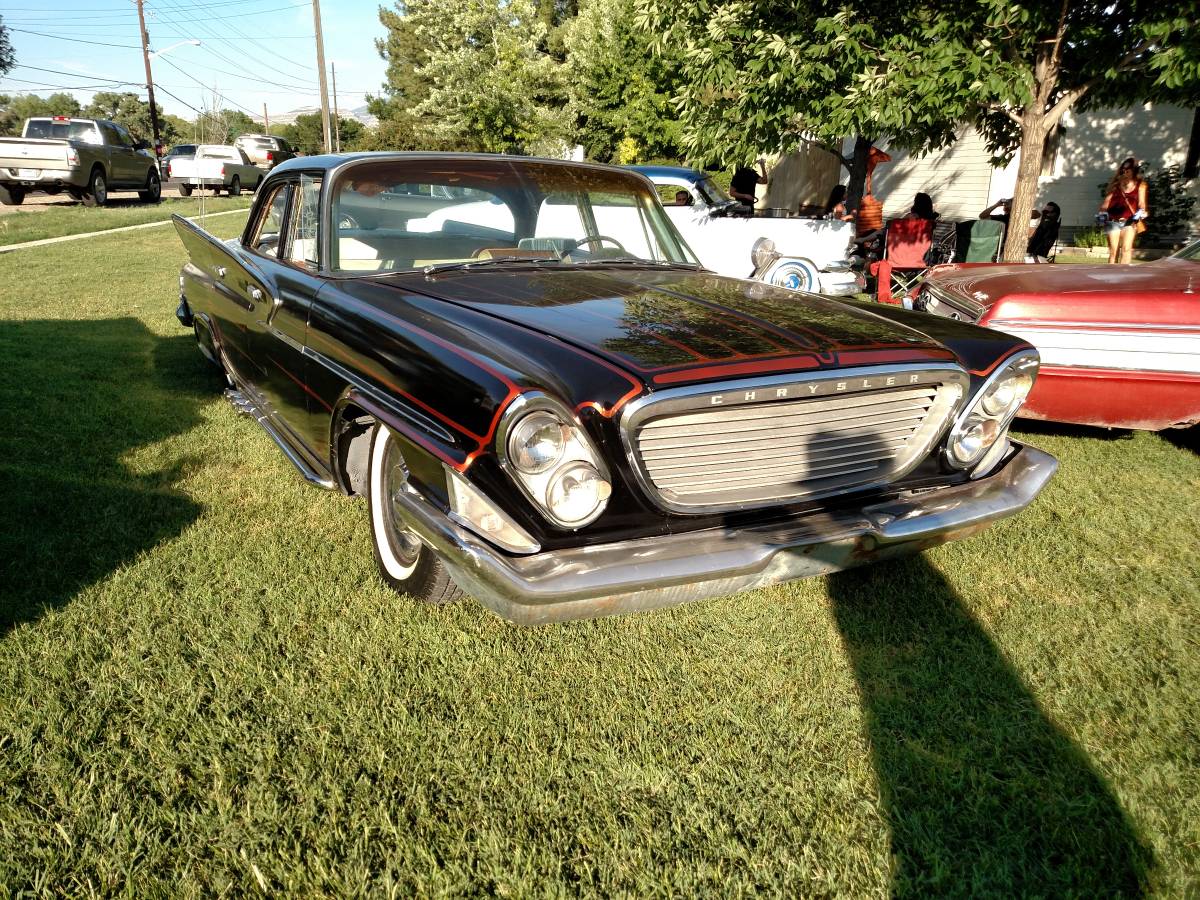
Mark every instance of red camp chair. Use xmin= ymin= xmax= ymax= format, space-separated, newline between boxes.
xmin=871 ymin=218 xmax=934 ymax=304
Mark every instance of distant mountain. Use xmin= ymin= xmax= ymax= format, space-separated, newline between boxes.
xmin=261 ymin=103 xmax=376 ymax=128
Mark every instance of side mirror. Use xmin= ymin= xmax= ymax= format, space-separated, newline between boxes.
xmin=133 ymin=139 xmax=150 ymax=151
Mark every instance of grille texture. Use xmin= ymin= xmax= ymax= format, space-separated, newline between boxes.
xmin=633 ymin=382 xmax=952 ymax=510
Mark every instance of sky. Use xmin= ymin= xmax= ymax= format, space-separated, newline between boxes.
xmin=0 ymin=0 xmax=390 ymax=123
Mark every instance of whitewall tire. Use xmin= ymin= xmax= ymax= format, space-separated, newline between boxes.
xmin=367 ymin=425 xmax=463 ymax=605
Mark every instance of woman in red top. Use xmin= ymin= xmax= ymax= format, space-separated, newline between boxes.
xmin=1098 ymin=157 xmax=1149 ymax=264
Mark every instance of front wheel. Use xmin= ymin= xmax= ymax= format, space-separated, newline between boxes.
xmin=228 ymin=176 xmax=241 ymax=197
xmin=368 ymin=425 xmax=463 ymax=605
xmin=138 ymin=168 xmax=161 ymax=203
xmin=0 ymin=185 xmax=25 ymax=206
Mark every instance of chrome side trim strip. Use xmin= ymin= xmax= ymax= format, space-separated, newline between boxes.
xmin=226 ymin=388 xmax=336 ymax=489
xmin=391 ymin=443 xmax=1057 ymax=626
xmin=302 ymin=346 xmax=455 ymax=443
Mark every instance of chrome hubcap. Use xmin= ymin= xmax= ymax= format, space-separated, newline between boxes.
xmin=383 ymin=439 xmax=421 ymax=567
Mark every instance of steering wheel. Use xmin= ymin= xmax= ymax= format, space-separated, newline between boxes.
xmin=576 ymin=234 xmax=628 ymax=255
xmin=337 ymin=212 xmax=359 ymax=229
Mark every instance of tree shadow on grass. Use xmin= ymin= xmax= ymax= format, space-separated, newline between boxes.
xmin=0 ymin=318 xmax=211 ymax=634
xmin=827 ymin=557 xmax=1153 ymax=896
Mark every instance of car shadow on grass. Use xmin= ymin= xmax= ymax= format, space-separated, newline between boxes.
xmin=0 ymin=318 xmax=212 ymax=634
xmin=827 ymin=557 xmax=1152 ymax=896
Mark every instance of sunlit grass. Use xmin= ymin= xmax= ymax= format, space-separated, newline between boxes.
xmin=0 ymin=220 xmax=1197 ymax=895
xmin=0 ymin=195 xmax=252 ymax=246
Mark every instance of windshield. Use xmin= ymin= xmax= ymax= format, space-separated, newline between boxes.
xmin=330 ymin=158 xmax=700 ymax=274
xmin=696 ymin=176 xmax=733 ymax=207
xmin=1172 ymin=239 xmax=1200 ymax=261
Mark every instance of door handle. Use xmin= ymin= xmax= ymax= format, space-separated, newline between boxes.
xmin=215 ymin=265 xmax=227 ymax=278
xmin=249 ymin=287 xmax=263 ymax=302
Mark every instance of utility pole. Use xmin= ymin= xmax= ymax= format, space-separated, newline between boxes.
xmin=263 ymin=103 xmax=269 ymax=133
xmin=311 ymin=0 xmax=333 ymax=153
xmin=135 ymin=0 xmax=163 ymax=162
xmin=331 ymin=62 xmax=341 ymax=152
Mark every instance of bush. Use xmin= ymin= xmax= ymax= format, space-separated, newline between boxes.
xmin=1144 ymin=165 xmax=1197 ymax=239
xmin=1073 ymin=226 xmax=1107 ymax=248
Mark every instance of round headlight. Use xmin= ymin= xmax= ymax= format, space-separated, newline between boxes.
xmin=949 ymin=415 xmax=1001 ymax=465
xmin=545 ymin=462 xmax=611 ymax=525
xmin=508 ymin=412 xmax=567 ymax=474
xmin=980 ymin=371 xmax=1033 ymax=416
xmin=751 ymin=237 xmax=777 ymax=271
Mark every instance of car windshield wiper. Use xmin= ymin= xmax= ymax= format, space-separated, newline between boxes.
xmin=581 ymin=257 xmax=703 ymax=269
xmin=422 ymin=256 xmax=562 ymax=275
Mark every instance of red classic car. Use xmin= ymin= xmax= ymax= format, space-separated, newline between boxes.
xmin=914 ymin=241 xmax=1200 ymax=431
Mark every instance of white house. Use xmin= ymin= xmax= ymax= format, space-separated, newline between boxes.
xmin=762 ymin=104 xmax=1200 ymax=237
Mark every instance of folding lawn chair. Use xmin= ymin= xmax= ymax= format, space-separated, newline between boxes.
xmin=871 ymin=217 xmax=934 ymax=304
xmin=953 ymin=218 xmax=1006 ymax=263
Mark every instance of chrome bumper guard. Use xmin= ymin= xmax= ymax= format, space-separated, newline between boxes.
xmin=394 ymin=444 xmax=1057 ymax=626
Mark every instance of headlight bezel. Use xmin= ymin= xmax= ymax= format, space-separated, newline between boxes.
xmin=944 ymin=350 xmax=1039 ymax=471
xmin=496 ymin=392 xmax=613 ymax=529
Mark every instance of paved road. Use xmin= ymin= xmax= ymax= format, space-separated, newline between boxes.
xmin=10 ymin=182 xmax=240 ymax=212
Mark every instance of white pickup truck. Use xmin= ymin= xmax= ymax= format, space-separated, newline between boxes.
xmin=168 ymin=145 xmax=263 ymax=196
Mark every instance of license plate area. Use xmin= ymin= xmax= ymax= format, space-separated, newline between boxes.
xmin=17 ymin=168 xmax=40 ymax=179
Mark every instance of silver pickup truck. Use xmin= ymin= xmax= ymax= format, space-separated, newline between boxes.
xmin=0 ymin=116 xmax=162 ymax=207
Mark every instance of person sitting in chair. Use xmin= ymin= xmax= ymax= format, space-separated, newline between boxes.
xmin=729 ymin=159 xmax=768 ymax=213
xmin=1027 ymin=201 xmax=1060 ymax=262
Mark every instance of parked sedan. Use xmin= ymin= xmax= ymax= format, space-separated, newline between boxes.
xmin=914 ymin=243 xmax=1200 ymax=430
xmin=173 ymin=152 xmax=1055 ymax=625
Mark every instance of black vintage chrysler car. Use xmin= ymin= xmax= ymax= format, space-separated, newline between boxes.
xmin=173 ymin=153 xmax=1056 ymax=625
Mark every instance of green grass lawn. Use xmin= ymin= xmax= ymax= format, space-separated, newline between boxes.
xmin=0 ymin=195 xmax=252 ymax=247
xmin=1 ymin=220 xmax=1198 ymax=895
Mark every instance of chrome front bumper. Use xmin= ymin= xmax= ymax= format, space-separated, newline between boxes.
xmin=394 ymin=444 xmax=1057 ymax=625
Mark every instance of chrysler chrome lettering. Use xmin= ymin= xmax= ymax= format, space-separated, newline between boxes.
xmin=705 ymin=371 xmax=925 ymax=409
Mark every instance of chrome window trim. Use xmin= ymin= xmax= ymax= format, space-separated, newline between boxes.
xmin=619 ymin=363 xmax=970 ymax=515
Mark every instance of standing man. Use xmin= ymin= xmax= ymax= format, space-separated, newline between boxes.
xmin=729 ymin=158 xmax=768 ymax=213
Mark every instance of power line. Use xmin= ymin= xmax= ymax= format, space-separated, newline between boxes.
xmin=6 ymin=27 xmax=142 ymax=49
xmin=0 ymin=76 xmax=140 ymax=90
xmin=3 ymin=2 xmax=307 ymax=25
xmin=150 ymin=0 xmax=315 ymax=75
xmin=155 ymin=54 xmax=262 ymax=118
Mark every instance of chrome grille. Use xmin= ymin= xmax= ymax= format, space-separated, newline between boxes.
xmin=623 ymin=366 xmax=967 ymax=513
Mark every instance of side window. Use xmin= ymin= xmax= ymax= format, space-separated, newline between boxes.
xmin=238 ymin=149 xmax=253 ymax=165
xmin=99 ymin=123 xmax=122 ymax=146
xmin=249 ymin=185 xmax=290 ymax=257
xmin=286 ymin=174 xmax=322 ymax=269
xmin=114 ymin=124 xmax=134 ymax=148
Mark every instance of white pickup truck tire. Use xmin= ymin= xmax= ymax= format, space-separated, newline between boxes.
xmin=0 ymin=185 xmax=24 ymax=206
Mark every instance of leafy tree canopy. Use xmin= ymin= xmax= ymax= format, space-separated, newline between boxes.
xmin=82 ymin=91 xmax=180 ymax=145
xmin=0 ymin=93 xmax=81 ymax=136
xmin=275 ymin=112 xmax=364 ymax=155
xmin=370 ymin=0 xmax=569 ymax=154
xmin=0 ymin=15 xmax=13 ymax=79
xmin=637 ymin=0 xmax=1200 ymax=259
xmin=564 ymin=0 xmax=683 ymax=162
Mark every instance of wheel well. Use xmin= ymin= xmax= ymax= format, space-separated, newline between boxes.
xmin=90 ymin=163 xmax=106 ymax=182
xmin=334 ymin=403 xmax=375 ymax=496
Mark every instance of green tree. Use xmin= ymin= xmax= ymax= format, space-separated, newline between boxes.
xmin=0 ymin=15 xmax=14 ymax=79
xmin=192 ymin=108 xmax=257 ymax=144
xmin=82 ymin=91 xmax=179 ymax=145
xmin=372 ymin=0 xmax=567 ymax=154
xmin=0 ymin=92 xmax=82 ymax=136
xmin=276 ymin=113 xmax=364 ymax=155
xmin=638 ymin=1 xmax=1200 ymax=261
xmin=564 ymin=0 xmax=682 ymax=162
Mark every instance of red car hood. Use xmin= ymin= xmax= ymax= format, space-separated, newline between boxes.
xmin=926 ymin=258 xmax=1200 ymax=326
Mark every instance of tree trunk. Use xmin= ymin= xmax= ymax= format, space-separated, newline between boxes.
xmin=1001 ymin=113 xmax=1050 ymax=262
xmin=845 ymin=135 xmax=873 ymax=208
